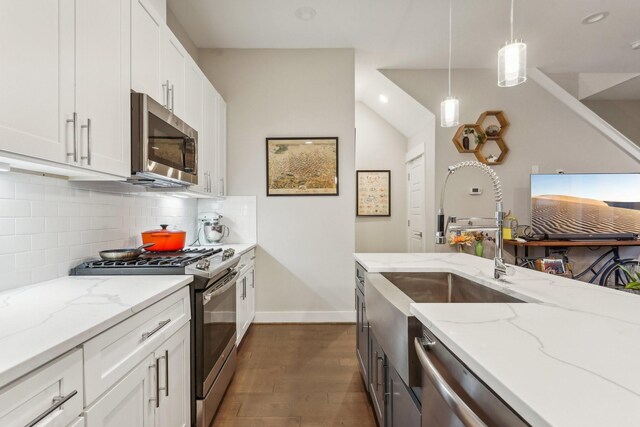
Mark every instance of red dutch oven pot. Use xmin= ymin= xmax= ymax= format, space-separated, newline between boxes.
xmin=141 ymin=224 xmax=186 ymax=251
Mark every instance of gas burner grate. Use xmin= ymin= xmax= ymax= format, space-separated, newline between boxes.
xmin=80 ymin=248 xmax=222 ymax=269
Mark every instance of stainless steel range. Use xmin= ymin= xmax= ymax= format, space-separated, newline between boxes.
xmin=72 ymin=247 xmax=239 ymax=427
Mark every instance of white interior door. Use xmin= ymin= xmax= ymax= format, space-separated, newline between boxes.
xmin=407 ymin=155 xmax=425 ymax=252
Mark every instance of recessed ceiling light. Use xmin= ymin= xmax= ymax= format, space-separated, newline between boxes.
xmin=305 ymin=140 xmax=313 ymax=144
xmin=379 ymin=94 xmax=389 ymax=104
xmin=581 ymin=11 xmax=609 ymax=25
xmin=631 ymin=40 xmax=640 ymax=50
xmin=295 ymin=7 xmax=317 ymax=21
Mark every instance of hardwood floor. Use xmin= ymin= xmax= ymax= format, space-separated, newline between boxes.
xmin=213 ymin=324 xmax=377 ymax=427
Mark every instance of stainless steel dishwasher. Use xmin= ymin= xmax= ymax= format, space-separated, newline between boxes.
xmin=414 ymin=328 xmax=529 ymax=427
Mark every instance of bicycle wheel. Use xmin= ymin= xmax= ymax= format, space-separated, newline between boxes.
xmin=599 ymin=259 xmax=640 ymax=288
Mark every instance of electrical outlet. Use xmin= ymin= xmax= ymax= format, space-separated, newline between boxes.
xmin=469 ymin=187 xmax=483 ymax=195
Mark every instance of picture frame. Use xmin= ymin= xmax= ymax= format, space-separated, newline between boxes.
xmin=266 ymin=137 xmax=339 ymax=196
xmin=356 ymin=170 xmax=391 ymax=217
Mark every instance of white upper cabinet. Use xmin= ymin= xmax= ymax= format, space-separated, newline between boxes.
xmin=185 ymin=61 xmax=203 ymax=132
xmin=214 ymin=94 xmax=227 ymax=196
xmin=0 ymin=0 xmax=74 ymax=164
xmin=75 ymin=0 xmax=131 ymax=177
xmin=161 ymin=30 xmax=187 ymax=119
xmin=131 ymin=0 xmax=164 ymax=104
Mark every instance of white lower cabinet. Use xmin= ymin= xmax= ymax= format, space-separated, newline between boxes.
xmin=84 ymin=322 xmax=190 ymax=427
xmin=236 ymin=249 xmax=256 ymax=344
xmin=68 ymin=417 xmax=86 ymax=427
xmin=0 ymin=349 xmax=83 ymax=427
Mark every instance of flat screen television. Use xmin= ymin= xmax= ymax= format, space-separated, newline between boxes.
xmin=530 ymin=173 xmax=640 ymax=240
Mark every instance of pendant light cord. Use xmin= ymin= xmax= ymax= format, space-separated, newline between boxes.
xmin=448 ymin=0 xmax=452 ymax=97
xmin=510 ymin=0 xmax=514 ymax=41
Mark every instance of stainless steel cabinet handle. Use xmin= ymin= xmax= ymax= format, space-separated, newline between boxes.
xmin=164 ymin=350 xmax=169 ymax=397
xmin=243 ymin=278 xmax=247 ymax=300
xmin=377 ymin=355 xmax=384 ymax=387
xmin=153 ymin=361 xmax=160 ymax=408
xmin=81 ymin=118 xmax=92 ymax=166
xmin=162 ymin=80 xmax=169 ymax=108
xmin=157 ymin=350 xmax=169 ymax=398
xmin=142 ymin=319 xmax=171 ymax=341
xmin=219 ymin=178 xmax=224 ymax=196
xmin=251 ymin=270 xmax=255 ymax=288
xmin=208 ymin=173 xmax=212 ymax=193
xmin=25 ymin=390 xmax=78 ymax=427
xmin=414 ymin=231 xmax=423 ymax=237
xmin=169 ymin=84 xmax=175 ymax=112
xmin=66 ymin=112 xmax=78 ymax=163
xmin=414 ymin=337 xmax=487 ymax=427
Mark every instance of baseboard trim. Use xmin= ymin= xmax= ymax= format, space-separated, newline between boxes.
xmin=254 ymin=310 xmax=356 ymax=323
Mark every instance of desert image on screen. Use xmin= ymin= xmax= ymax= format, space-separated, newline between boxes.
xmin=531 ymin=174 xmax=640 ymax=236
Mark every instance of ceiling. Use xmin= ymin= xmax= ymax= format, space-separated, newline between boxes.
xmin=168 ymin=0 xmax=640 ymax=74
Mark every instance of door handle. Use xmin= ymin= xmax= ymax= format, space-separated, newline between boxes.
xmin=169 ymin=84 xmax=175 ymax=112
xmin=141 ymin=319 xmax=171 ymax=341
xmin=25 ymin=390 xmax=78 ymax=427
xmin=413 ymin=231 xmax=423 ymax=237
xmin=157 ymin=350 xmax=169 ymax=399
xmin=162 ymin=80 xmax=169 ymax=108
xmin=66 ymin=112 xmax=78 ymax=163
xmin=81 ymin=118 xmax=92 ymax=166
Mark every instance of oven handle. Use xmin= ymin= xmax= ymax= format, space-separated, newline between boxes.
xmin=414 ymin=337 xmax=487 ymax=427
xmin=203 ymin=268 xmax=239 ymax=304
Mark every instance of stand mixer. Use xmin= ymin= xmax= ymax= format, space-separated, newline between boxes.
xmin=197 ymin=212 xmax=230 ymax=245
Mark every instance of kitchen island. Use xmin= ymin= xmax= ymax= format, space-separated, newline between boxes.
xmin=355 ymin=252 xmax=640 ymax=427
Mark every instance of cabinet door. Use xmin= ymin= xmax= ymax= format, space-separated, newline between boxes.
xmin=369 ymin=333 xmax=386 ymax=426
xmin=356 ymin=287 xmax=369 ymax=387
xmin=75 ymin=0 xmax=131 ymax=177
xmin=154 ymin=323 xmax=190 ymax=427
xmin=198 ymin=83 xmax=218 ymax=192
xmin=389 ymin=365 xmax=421 ymax=427
xmin=213 ymin=94 xmax=227 ymax=196
xmin=67 ymin=417 xmax=85 ymax=427
xmin=185 ymin=61 xmax=203 ymax=132
xmin=161 ymin=29 xmax=186 ymax=118
xmin=84 ymin=354 xmax=155 ymax=427
xmin=236 ymin=273 xmax=247 ymax=344
xmin=0 ymin=0 xmax=74 ymax=164
xmin=131 ymin=0 xmax=163 ymax=105
xmin=247 ymin=267 xmax=256 ymax=322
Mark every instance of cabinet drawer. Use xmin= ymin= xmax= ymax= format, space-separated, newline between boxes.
xmin=0 ymin=349 xmax=83 ymax=427
xmin=83 ymin=287 xmax=190 ymax=405
xmin=240 ymin=248 xmax=255 ymax=266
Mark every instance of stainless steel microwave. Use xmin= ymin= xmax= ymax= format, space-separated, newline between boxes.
xmin=131 ymin=91 xmax=198 ymax=187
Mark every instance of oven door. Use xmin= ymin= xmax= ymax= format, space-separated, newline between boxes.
xmin=195 ymin=270 xmax=238 ymax=398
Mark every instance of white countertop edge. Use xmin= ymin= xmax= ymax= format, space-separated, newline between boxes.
xmin=0 ymin=275 xmax=193 ymax=388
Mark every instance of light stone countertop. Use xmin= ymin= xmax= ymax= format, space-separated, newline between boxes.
xmin=354 ymin=252 xmax=640 ymax=427
xmin=0 ymin=275 xmax=192 ymax=389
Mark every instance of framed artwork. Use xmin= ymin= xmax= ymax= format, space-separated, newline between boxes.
xmin=266 ymin=137 xmax=339 ymax=196
xmin=356 ymin=170 xmax=391 ymax=216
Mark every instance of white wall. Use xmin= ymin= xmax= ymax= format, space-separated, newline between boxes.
xmin=198 ymin=49 xmax=356 ymax=322
xmin=355 ymin=102 xmax=407 ymax=253
xmin=0 ymin=172 xmax=197 ymax=292
xmin=383 ymin=69 xmax=640 ymax=269
xmin=582 ymin=100 xmax=640 ymax=148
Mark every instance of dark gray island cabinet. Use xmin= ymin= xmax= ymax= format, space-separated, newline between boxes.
xmin=355 ymin=262 xmax=421 ymax=427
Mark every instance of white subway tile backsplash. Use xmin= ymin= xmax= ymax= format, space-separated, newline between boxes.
xmin=0 ymin=200 xmax=31 ymax=217
xmin=15 ymin=217 xmax=45 ymax=235
xmin=0 ymin=180 xmax=14 ymax=199
xmin=0 ymin=171 xmax=198 ymax=291
xmin=31 ymin=233 xmax=58 ymax=250
xmin=0 ymin=235 xmax=30 ymax=255
xmin=0 ymin=218 xmax=15 ymax=236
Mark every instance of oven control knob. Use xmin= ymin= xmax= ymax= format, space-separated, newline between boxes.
xmin=195 ymin=259 xmax=210 ymax=271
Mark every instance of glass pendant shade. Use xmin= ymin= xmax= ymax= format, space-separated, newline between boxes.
xmin=498 ymin=40 xmax=527 ymax=87
xmin=440 ymin=96 xmax=459 ymax=127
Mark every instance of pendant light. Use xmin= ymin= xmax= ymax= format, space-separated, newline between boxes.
xmin=440 ymin=0 xmax=459 ymax=127
xmin=498 ymin=0 xmax=527 ymax=87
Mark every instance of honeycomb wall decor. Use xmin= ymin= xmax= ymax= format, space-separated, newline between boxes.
xmin=450 ymin=110 xmax=510 ymax=165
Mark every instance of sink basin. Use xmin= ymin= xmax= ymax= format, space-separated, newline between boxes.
xmin=381 ymin=272 xmax=524 ymax=304
xmin=365 ymin=272 xmax=524 ymax=387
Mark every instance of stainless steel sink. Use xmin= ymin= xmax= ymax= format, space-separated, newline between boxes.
xmin=365 ymin=272 xmax=525 ymax=387
xmin=381 ymin=272 xmax=524 ymax=304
